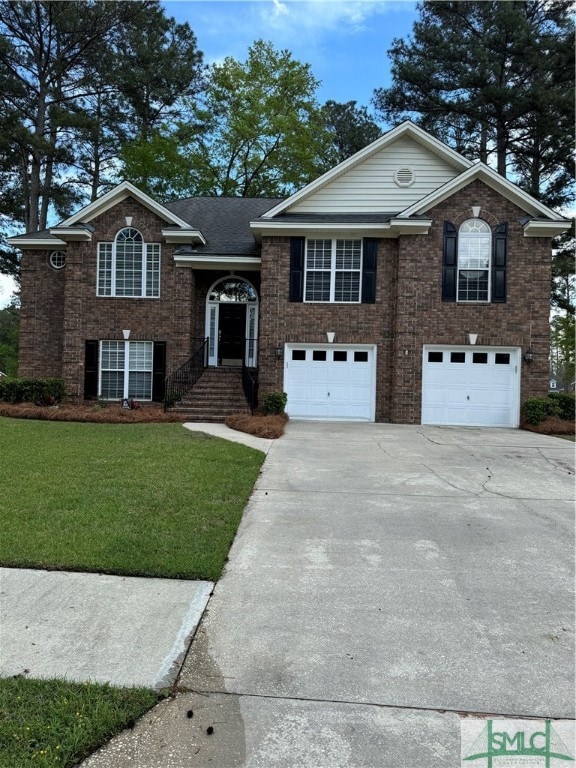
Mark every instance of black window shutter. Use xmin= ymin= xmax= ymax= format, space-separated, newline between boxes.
xmin=361 ymin=238 xmax=378 ymax=303
xmin=152 ymin=341 xmax=166 ymax=402
xmin=492 ymin=222 xmax=507 ymax=303
xmin=289 ymin=237 xmax=305 ymax=302
xmin=84 ymin=340 xmax=98 ymax=400
xmin=442 ymin=221 xmax=457 ymax=301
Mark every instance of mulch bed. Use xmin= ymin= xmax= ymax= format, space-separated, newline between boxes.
xmin=225 ymin=412 xmax=288 ymax=439
xmin=0 ymin=402 xmax=288 ymax=438
xmin=2 ymin=403 xmax=570 ymax=439
xmin=521 ymin=416 xmax=575 ymax=436
xmin=0 ymin=402 xmax=189 ymax=423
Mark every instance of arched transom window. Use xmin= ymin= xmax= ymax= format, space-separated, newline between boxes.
xmin=97 ymin=227 xmax=160 ymax=298
xmin=208 ymin=277 xmax=257 ymax=302
xmin=458 ymin=219 xmax=491 ymax=302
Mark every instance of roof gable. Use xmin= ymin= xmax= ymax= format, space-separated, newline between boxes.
xmin=262 ymin=121 xmax=473 ymax=218
xmin=60 ymin=181 xmax=193 ymax=229
xmin=399 ymin=163 xmax=568 ymax=222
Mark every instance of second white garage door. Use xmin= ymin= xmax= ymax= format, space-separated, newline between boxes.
xmin=284 ymin=344 xmax=376 ymax=421
xmin=421 ymin=346 xmax=520 ymax=427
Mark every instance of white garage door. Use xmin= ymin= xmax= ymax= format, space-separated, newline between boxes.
xmin=422 ymin=346 xmax=520 ymax=427
xmin=284 ymin=344 xmax=376 ymax=421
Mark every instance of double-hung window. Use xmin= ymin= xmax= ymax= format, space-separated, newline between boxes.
xmin=97 ymin=227 xmax=160 ymax=297
xmin=100 ymin=340 xmax=153 ymax=400
xmin=304 ymin=239 xmax=362 ymax=302
xmin=457 ymin=219 xmax=491 ymax=302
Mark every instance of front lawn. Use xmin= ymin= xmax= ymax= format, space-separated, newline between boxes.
xmin=0 ymin=418 xmax=264 ymax=580
xmin=0 ymin=677 xmax=160 ymax=768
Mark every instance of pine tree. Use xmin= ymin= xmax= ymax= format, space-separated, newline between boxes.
xmin=373 ymin=0 xmax=574 ymax=209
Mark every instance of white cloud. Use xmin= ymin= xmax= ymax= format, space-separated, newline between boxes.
xmin=258 ymin=0 xmax=390 ymax=37
xmin=271 ymin=0 xmax=288 ymax=18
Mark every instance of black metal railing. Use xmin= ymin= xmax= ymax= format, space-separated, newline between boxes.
xmin=242 ymin=337 xmax=259 ymax=412
xmin=164 ymin=337 xmax=208 ymax=411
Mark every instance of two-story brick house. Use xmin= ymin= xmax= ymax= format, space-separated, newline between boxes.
xmin=9 ymin=121 xmax=569 ymax=426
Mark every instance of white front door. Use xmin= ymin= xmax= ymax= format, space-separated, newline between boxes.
xmin=421 ymin=346 xmax=520 ymax=427
xmin=284 ymin=344 xmax=376 ymax=421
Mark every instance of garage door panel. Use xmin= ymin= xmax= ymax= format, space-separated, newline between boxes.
xmin=444 ymin=407 xmax=472 ymax=425
xmin=285 ymin=345 xmax=375 ymax=421
xmin=348 ymin=368 xmax=373 ymax=385
xmin=422 ymin=346 xmax=519 ymax=428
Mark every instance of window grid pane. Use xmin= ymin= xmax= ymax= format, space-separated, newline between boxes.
xmin=128 ymin=371 xmax=152 ymax=399
xmin=146 ymin=244 xmax=160 ymax=297
xmin=457 ymin=219 xmax=491 ymax=303
xmin=100 ymin=341 xmax=153 ymax=400
xmin=335 ymin=240 xmax=361 ymax=270
xmin=115 ymin=239 xmax=143 ymax=297
xmin=101 ymin=372 xmax=124 ymax=399
xmin=101 ymin=341 xmax=124 ymax=371
xmin=98 ymin=229 xmax=160 ymax=298
xmin=335 ymin=272 xmax=360 ymax=302
xmin=305 ymin=239 xmax=362 ymax=303
xmin=129 ymin=341 xmax=153 ymax=371
xmin=306 ymin=240 xmax=332 ymax=269
xmin=305 ymin=272 xmax=331 ymax=302
xmin=458 ymin=271 xmax=489 ymax=301
xmin=97 ymin=243 xmax=112 ymax=296
xmin=100 ymin=341 xmax=125 ymax=399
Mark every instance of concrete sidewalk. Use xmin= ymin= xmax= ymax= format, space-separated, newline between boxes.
xmin=81 ymin=423 xmax=575 ymax=767
xmin=0 ymin=424 xmax=269 ymax=690
xmin=0 ymin=568 xmax=213 ymax=689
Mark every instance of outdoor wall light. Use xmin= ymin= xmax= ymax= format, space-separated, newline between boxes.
xmin=523 ymin=347 xmax=534 ymax=364
xmin=275 ymin=345 xmax=283 ymax=359
xmin=468 ymin=333 xmax=478 ymax=345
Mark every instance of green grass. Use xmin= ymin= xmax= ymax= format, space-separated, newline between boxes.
xmin=553 ymin=434 xmax=575 ymax=441
xmin=0 ymin=677 xmax=161 ymax=768
xmin=0 ymin=418 xmax=264 ymax=580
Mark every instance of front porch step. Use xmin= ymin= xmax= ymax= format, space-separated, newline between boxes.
xmin=168 ymin=367 xmax=252 ymax=422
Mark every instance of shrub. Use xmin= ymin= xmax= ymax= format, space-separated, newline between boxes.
xmin=521 ymin=396 xmax=560 ymax=425
xmin=261 ymin=391 xmax=288 ymax=415
xmin=548 ymin=392 xmax=575 ymax=422
xmin=0 ymin=377 xmax=66 ymax=405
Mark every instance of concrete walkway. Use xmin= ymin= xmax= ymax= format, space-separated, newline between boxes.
xmin=82 ymin=423 xmax=575 ymax=767
xmin=0 ymin=569 xmax=213 ymax=689
xmin=0 ymin=424 xmax=268 ymax=690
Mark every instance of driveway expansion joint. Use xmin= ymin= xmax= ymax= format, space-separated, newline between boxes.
xmin=176 ymin=688 xmax=574 ymax=722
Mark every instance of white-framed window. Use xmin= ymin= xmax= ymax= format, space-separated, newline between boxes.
xmin=457 ymin=219 xmax=491 ymax=302
xmin=304 ymin=239 xmax=362 ymax=302
xmin=97 ymin=227 xmax=160 ymax=298
xmin=99 ymin=340 xmax=153 ymax=400
xmin=49 ymin=250 xmax=66 ymax=270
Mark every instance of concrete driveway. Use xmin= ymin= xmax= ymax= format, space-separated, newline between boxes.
xmin=83 ymin=423 xmax=575 ymax=768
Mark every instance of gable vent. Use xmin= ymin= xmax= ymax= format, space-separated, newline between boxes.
xmin=394 ymin=167 xmax=415 ymax=187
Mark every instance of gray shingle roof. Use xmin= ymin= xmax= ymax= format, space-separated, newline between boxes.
xmin=165 ymin=197 xmax=283 ymax=255
xmin=260 ymin=213 xmax=397 ymax=224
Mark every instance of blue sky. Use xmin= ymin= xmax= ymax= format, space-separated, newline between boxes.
xmin=163 ymin=0 xmax=418 ymax=111
xmin=1 ymin=0 xmax=418 ymax=307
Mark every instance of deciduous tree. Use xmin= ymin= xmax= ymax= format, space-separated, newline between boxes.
xmin=181 ymin=40 xmax=332 ymax=197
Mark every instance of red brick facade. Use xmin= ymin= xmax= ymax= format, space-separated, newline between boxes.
xmin=17 ymin=182 xmax=552 ymax=423
xmin=258 ymin=180 xmax=551 ymax=423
